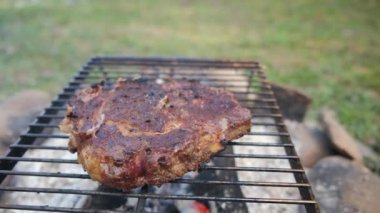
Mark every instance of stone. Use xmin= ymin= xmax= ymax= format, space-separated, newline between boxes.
xmin=355 ymin=141 xmax=379 ymax=162
xmin=0 ymin=90 xmax=50 ymax=155
xmin=308 ymin=156 xmax=380 ymax=213
xmin=320 ymin=109 xmax=363 ymax=162
xmin=285 ymin=120 xmax=334 ymax=167
xmin=270 ymin=83 xmax=311 ymax=121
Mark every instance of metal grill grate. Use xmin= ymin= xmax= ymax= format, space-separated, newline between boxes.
xmin=0 ymin=57 xmax=319 ymax=212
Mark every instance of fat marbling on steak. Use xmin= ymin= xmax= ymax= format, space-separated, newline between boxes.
xmin=60 ymin=78 xmax=251 ymax=190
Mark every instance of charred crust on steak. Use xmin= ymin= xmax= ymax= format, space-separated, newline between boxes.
xmin=60 ymin=78 xmax=251 ymax=190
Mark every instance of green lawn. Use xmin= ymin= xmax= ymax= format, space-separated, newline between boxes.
xmin=0 ymin=0 xmax=379 ymax=150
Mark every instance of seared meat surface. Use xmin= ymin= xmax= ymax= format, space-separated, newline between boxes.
xmin=60 ymin=78 xmax=251 ymax=190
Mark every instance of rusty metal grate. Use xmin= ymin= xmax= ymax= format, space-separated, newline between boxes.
xmin=0 ymin=57 xmax=319 ymax=212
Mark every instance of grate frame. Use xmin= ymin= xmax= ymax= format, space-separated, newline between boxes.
xmin=0 ymin=56 xmax=319 ymax=212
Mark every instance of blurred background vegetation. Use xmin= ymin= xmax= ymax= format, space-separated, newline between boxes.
xmin=0 ymin=0 xmax=379 ymax=151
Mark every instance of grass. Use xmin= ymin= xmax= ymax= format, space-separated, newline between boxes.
xmin=0 ymin=0 xmax=379 ymax=150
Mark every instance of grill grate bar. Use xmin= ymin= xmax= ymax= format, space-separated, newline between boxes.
xmin=0 ymin=173 xmax=309 ymax=187
xmin=0 ymin=154 xmax=298 ymax=164
xmin=0 ymin=204 xmax=121 ymax=213
xmin=215 ymin=154 xmax=298 ymax=159
xmin=0 ymin=170 xmax=90 ymax=178
xmin=73 ymin=78 xmax=269 ymax=87
xmin=29 ymin=123 xmax=62 ymax=128
xmin=27 ymin=121 xmax=285 ymax=129
xmin=83 ymin=75 xmax=261 ymax=81
xmin=0 ymin=186 xmax=317 ymax=205
xmin=0 ymin=166 xmax=304 ymax=179
xmin=37 ymin=112 xmax=283 ymax=120
xmin=246 ymin=132 xmax=289 ymax=136
xmin=60 ymin=90 xmax=275 ymax=98
xmin=227 ymin=142 xmax=293 ymax=147
xmin=35 ymin=112 xmax=281 ymax=122
xmin=64 ymin=84 xmax=272 ymax=91
xmin=45 ymin=102 xmax=279 ymax=111
xmin=61 ymin=87 xmax=271 ymax=96
xmin=88 ymin=61 xmax=260 ymax=69
xmin=88 ymin=62 xmax=260 ymax=70
xmin=171 ymin=179 xmax=311 ymax=187
xmin=251 ymin=113 xmax=282 ymax=118
xmin=91 ymin=56 xmax=259 ymax=65
xmin=68 ymin=78 xmax=269 ymax=85
xmin=10 ymin=144 xmax=68 ymax=150
xmin=80 ymin=76 xmax=260 ymax=83
xmin=0 ymin=157 xmax=77 ymax=164
xmin=20 ymin=133 xmax=69 ymax=139
xmin=91 ymin=56 xmax=260 ymax=65
xmin=53 ymin=95 xmax=275 ymax=104
xmin=20 ymin=131 xmax=291 ymax=139
xmin=49 ymin=101 xmax=274 ymax=112
xmin=9 ymin=142 xmax=294 ymax=151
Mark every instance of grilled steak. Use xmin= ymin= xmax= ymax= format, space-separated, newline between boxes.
xmin=60 ymin=78 xmax=251 ymax=190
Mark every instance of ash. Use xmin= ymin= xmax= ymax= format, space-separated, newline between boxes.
xmin=234 ymin=123 xmax=300 ymax=213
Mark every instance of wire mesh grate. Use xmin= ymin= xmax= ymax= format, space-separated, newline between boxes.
xmin=0 ymin=57 xmax=319 ymax=212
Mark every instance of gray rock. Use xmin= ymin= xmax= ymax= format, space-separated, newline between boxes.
xmin=285 ymin=120 xmax=334 ymax=168
xmin=355 ymin=141 xmax=379 ymax=162
xmin=0 ymin=90 xmax=50 ymax=155
xmin=320 ymin=109 xmax=363 ymax=162
xmin=270 ymin=83 xmax=311 ymax=121
xmin=308 ymin=156 xmax=380 ymax=213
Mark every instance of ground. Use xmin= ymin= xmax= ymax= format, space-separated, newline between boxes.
xmin=0 ymin=0 xmax=379 ymax=151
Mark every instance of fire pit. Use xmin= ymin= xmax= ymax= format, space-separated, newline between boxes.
xmin=0 ymin=57 xmax=319 ymax=212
